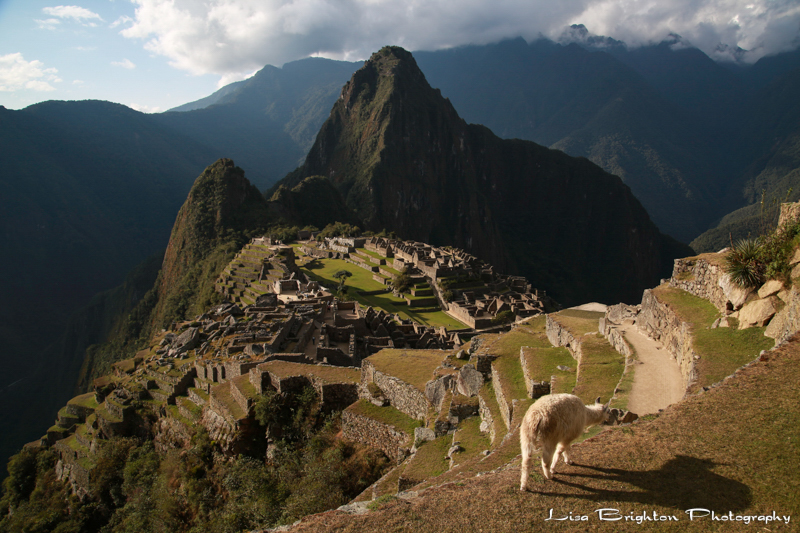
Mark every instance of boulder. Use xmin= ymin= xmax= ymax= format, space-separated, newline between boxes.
xmin=738 ymin=298 xmax=777 ymax=329
xmin=718 ymin=273 xmax=753 ymax=311
xmin=413 ymin=427 xmax=435 ymax=445
xmin=456 ymin=364 xmax=484 ymax=397
xmin=424 ymin=374 xmax=454 ymax=411
xmin=791 ymin=248 xmax=800 ymax=266
xmin=757 ymin=280 xmax=784 ymax=299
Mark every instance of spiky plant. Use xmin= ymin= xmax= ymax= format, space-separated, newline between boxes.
xmin=724 ymin=238 xmax=765 ymax=288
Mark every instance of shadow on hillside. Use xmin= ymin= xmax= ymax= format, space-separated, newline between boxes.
xmin=535 ymin=455 xmax=751 ymax=512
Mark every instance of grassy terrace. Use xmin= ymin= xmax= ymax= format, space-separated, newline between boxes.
xmin=367 ymin=349 xmax=449 ymax=392
xmin=521 ymin=345 xmax=576 ymax=395
xmin=478 ymin=382 xmax=507 ymax=443
xmin=68 ymin=392 xmax=99 ymax=410
xmin=401 ymin=434 xmax=452 ymax=486
xmin=572 ymin=333 xmax=625 ymax=405
xmin=347 ymin=399 xmax=421 ymax=439
xmin=259 ymin=360 xmax=360 ymax=383
xmin=301 ymin=256 xmax=466 ymax=329
xmin=449 ymin=416 xmax=492 ymax=468
xmin=653 ymin=285 xmax=775 ymax=393
xmin=552 ymin=309 xmax=604 ymax=336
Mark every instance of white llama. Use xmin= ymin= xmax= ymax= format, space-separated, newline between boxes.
xmin=519 ymin=393 xmax=611 ymax=490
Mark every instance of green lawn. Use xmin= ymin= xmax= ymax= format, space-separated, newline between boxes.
xmin=572 ymin=333 xmax=625 ymax=405
xmin=301 ymin=257 xmax=466 ymax=329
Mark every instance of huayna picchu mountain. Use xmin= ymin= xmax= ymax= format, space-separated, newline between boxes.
xmin=277 ymin=46 xmax=691 ymax=305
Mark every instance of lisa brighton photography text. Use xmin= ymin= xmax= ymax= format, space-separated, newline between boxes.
xmin=545 ymin=508 xmax=792 ymax=525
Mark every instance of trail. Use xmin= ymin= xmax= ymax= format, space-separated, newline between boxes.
xmin=619 ymin=323 xmax=685 ymax=415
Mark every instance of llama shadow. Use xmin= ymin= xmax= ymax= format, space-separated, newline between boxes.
xmin=535 ymin=455 xmax=751 ymax=512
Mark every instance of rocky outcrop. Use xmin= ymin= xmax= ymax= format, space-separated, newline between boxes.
xmin=765 ymin=286 xmax=800 ymax=344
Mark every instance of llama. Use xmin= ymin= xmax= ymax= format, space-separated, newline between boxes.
xmin=519 ymin=393 xmax=611 ymax=490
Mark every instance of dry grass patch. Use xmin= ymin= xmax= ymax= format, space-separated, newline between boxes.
xmin=258 ymin=360 xmax=360 ymax=383
xmin=282 ymin=339 xmax=800 ymax=533
xmin=367 ymin=349 xmax=450 ymax=391
xmin=551 ymin=309 xmax=603 ymax=336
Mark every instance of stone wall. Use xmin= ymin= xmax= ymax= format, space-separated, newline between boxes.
xmin=519 ymin=347 xmax=550 ymax=399
xmin=341 ymin=408 xmax=410 ymax=464
xmin=669 ymin=257 xmax=730 ymax=313
xmin=490 ymin=365 xmax=512 ymax=429
xmin=360 ymin=360 xmax=429 ymax=420
xmin=603 ymin=326 xmax=632 ymax=358
xmin=637 ymin=289 xmax=697 ymax=388
xmin=545 ymin=314 xmax=583 ymax=362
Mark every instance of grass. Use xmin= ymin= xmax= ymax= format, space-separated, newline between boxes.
xmin=259 ymin=360 xmax=361 ymax=383
xmin=520 ymin=345 xmax=576 ymax=395
xmin=449 ymin=416 xmax=492 ymax=468
xmin=400 ymin=434 xmax=453 ymax=487
xmin=286 ymin=337 xmax=800 ymax=533
xmin=347 ymin=400 xmax=422 ymax=438
xmin=68 ymin=392 xmax=99 ymax=410
xmin=492 ymin=354 xmax=528 ymax=402
xmin=367 ymin=349 xmax=449 ymax=392
xmin=653 ymin=285 xmax=775 ymax=393
xmin=572 ymin=333 xmax=626 ymax=404
xmin=551 ymin=309 xmax=604 ymax=336
xmin=301 ymin=257 xmax=466 ymax=328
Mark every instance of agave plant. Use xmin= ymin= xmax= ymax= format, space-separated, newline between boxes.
xmin=724 ymin=238 xmax=765 ymax=288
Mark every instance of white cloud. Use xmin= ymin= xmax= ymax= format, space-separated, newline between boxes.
xmin=111 ymin=58 xmax=136 ymax=69
xmin=0 ymin=53 xmax=62 ymax=92
xmin=127 ymin=102 xmax=163 ymax=113
xmin=42 ymin=5 xmax=104 ymax=25
xmin=120 ymin=0 xmax=800 ymax=84
xmin=35 ymin=18 xmax=62 ymax=30
xmin=110 ymin=15 xmax=133 ymax=29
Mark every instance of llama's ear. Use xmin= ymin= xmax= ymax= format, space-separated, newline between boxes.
xmin=595 ymin=396 xmax=602 ymax=405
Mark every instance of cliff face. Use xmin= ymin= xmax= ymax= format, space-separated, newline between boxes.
xmin=281 ymin=46 xmax=691 ymax=304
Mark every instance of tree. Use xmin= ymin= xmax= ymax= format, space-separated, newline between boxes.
xmin=332 ymin=270 xmax=352 ymax=294
xmin=391 ymin=267 xmax=412 ymax=294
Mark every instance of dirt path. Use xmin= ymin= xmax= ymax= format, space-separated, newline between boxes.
xmin=619 ymin=323 xmax=685 ymax=414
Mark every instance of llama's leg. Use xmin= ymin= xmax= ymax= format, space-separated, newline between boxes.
xmin=562 ymin=443 xmax=573 ymax=465
xmin=550 ymin=443 xmax=565 ymax=473
xmin=540 ymin=442 xmax=555 ymax=480
xmin=520 ymin=440 xmax=532 ymax=491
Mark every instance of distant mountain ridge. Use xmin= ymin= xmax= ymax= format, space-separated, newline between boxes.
xmin=276 ymin=46 xmax=690 ymax=305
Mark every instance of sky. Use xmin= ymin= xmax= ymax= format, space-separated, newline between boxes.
xmin=1 ymin=0 xmax=799 ymax=113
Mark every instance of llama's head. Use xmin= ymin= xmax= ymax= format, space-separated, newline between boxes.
xmin=595 ymin=397 xmax=614 ymax=424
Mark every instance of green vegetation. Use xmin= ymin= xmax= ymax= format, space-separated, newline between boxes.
xmin=401 ymin=435 xmax=452 ymax=485
xmin=347 ymin=400 xmax=422 ymax=438
xmin=301 ymin=257 xmax=466 ymax=328
xmin=726 ymin=217 xmax=800 ymax=288
xmin=571 ymin=334 xmax=626 ymax=405
xmin=2 ymin=389 xmax=387 ymax=533
xmin=653 ymin=285 xmax=775 ymax=393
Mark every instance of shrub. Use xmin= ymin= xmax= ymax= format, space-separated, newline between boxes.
xmin=725 ymin=238 xmax=765 ymax=288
